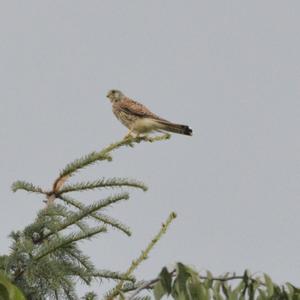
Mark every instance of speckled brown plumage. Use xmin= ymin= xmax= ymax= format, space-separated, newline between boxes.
xmin=106 ymin=89 xmax=192 ymax=137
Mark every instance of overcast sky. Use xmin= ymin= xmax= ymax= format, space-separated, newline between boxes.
xmin=1 ymin=1 xmax=300 ymax=297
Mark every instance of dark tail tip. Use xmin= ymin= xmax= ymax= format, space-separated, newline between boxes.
xmin=183 ymin=126 xmax=193 ymax=136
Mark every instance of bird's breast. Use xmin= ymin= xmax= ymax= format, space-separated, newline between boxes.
xmin=112 ymin=106 xmax=137 ymax=128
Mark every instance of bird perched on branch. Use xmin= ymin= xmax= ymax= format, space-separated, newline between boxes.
xmin=106 ymin=89 xmax=192 ymax=139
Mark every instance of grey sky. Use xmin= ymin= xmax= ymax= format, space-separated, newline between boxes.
xmin=1 ymin=1 xmax=300 ymax=297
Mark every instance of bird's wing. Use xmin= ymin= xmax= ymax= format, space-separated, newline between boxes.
xmin=119 ymin=98 xmax=167 ymax=121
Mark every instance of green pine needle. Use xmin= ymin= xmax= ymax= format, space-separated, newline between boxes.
xmin=57 ymin=134 xmax=170 ymax=183
xmin=42 ymin=193 xmax=129 ymax=239
xmin=7 ymin=135 xmax=172 ymax=299
xmin=35 ymin=227 xmax=107 ymax=261
xmin=64 ymin=245 xmax=95 ymax=272
xmin=11 ymin=180 xmax=45 ymax=194
xmin=58 ymin=178 xmax=148 ymax=194
xmin=59 ymin=151 xmax=112 ymax=179
xmin=59 ymin=195 xmax=132 ymax=236
xmin=92 ymin=270 xmax=135 ymax=282
xmin=40 ymin=204 xmax=90 ymax=233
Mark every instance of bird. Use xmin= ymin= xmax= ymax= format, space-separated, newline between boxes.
xmin=106 ymin=89 xmax=192 ymax=139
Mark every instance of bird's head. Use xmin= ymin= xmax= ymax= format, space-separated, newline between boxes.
xmin=106 ymin=89 xmax=124 ymax=103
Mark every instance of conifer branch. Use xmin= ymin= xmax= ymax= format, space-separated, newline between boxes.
xmin=64 ymin=246 xmax=95 ymax=272
xmin=53 ymin=260 xmax=93 ymax=284
xmin=92 ymin=270 xmax=135 ymax=282
xmin=105 ymin=212 xmax=177 ymax=300
xmin=59 ymin=151 xmax=111 ymax=181
xmin=54 ymin=134 xmax=170 ymax=193
xmin=12 ymin=135 xmax=168 ymax=206
xmin=42 ymin=193 xmax=129 ymax=240
xmin=8 ymin=135 xmax=172 ymax=299
xmin=58 ymin=178 xmax=147 ymax=195
xmin=60 ymin=277 xmax=77 ymax=300
xmin=11 ymin=181 xmax=46 ymax=195
xmin=59 ymin=195 xmax=132 ymax=236
xmin=40 ymin=204 xmax=90 ymax=233
xmin=34 ymin=227 xmax=107 ymax=261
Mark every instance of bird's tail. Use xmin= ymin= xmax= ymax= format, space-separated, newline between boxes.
xmin=157 ymin=120 xmax=193 ymax=136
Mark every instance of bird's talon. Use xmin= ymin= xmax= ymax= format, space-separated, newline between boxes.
xmin=123 ymin=133 xmax=133 ymax=140
xmin=141 ymin=135 xmax=152 ymax=142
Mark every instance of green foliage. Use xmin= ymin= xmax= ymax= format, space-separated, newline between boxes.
xmin=4 ymin=136 xmax=170 ymax=299
xmin=5 ymin=135 xmax=300 ymax=300
xmin=143 ymin=263 xmax=300 ymax=300
xmin=106 ymin=212 xmax=177 ymax=300
xmin=2 ymin=202 xmax=134 ymax=299
xmin=59 ymin=195 xmax=132 ymax=236
xmin=82 ymin=291 xmax=99 ymax=300
xmin=58 ymin=134 xmax=170 ymax=180
xmin=59 ymin=178 xmax=148 ymax=194
xmin=0 ymin=272 xmax=25 ymax=300
xmin=11 ymin=181 xmax=44 ymax=194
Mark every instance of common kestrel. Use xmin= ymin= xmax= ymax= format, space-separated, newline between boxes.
xmin=106 ymin=89 xmax=192 ymax=138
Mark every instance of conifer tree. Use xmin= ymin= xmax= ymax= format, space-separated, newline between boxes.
xmin=1 ymin=135 xmax=175 ymax=299
xmin=1 ymin=134 xmax=300 ymax=300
